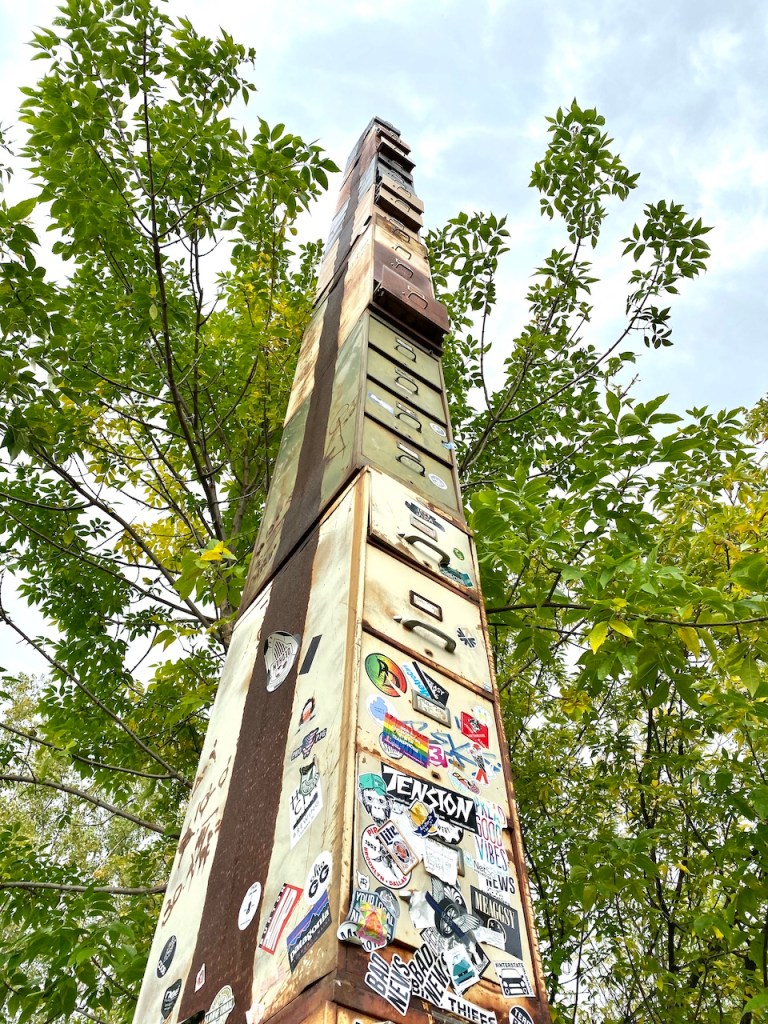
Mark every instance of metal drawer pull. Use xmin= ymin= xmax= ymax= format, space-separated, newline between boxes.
xmin=394 ymin=616 xmax=457 ymax=653
xmin=396 ymin=406 xmax=422 ymax=430
xmin=395 ymin=340 xmax=417 ymax=360
xmin=397 ymin=532 xmax=450 ymax=566
xmin=397 ymin=454 xmax=425 ymax=476
xmin=395 ymin=373 xmax=418 ymax=394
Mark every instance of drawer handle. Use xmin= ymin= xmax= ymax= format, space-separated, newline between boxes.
xmin=396 ymin=406 xmax=422 ymax=430
xmin=395 ymin=340 xmax=417 ymax=361
xmin=397 ymin=532 xmax=450 ymax=567
xmin=394 ymin=617 xmax=457 ymax=653
xmin=396 ymin=454 xmax=425 ymax=476
xmin=395 ymin=373 xmax=419 ymax=394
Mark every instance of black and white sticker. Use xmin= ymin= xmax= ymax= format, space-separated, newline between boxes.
xmin=237 ymin=881 xmax=262 ymax=931
xmin=264 ymin=631 xmax=300 ymax=691
xmin=156 ymin=934 xmax=176 ymax=978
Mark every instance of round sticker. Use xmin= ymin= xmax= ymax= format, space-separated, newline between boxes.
xmin=305 ymin=851 xmax=332 ymax=905
xmin=428 ymin=472 xmax=448 ymax=490
xmin=429 ymin=422 xmax=447 ymax=437
xmin=509 ymin=1008 xmax=535 ymax=1024
xmin=205 ymin=985 xmax=235 ymax=1024
xmin=156 ymin=934 xmax=176 ymax=978
xmin=380 ymin=731 xmax=404 ymax=760
xmin=365 ymin=652 xmax=407 ymax=697
xmin=361 ymin=824 xmax=411 ymax=889
xmin=264 ymin=631 xmax=300 ymax=692
xmin=366 ymin=693 xmax=395 ymax=725
xmin=238 ymin=881 xmax=262 ymax=931
xmin=453 ymin=547 xmax=465 ymax=561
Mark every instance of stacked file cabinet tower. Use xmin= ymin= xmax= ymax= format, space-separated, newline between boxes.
xmin=133 ymin=119 xmax=552 ymax=1024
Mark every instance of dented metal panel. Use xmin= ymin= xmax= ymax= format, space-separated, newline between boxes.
xmin=364 ymin=384 xmax=455 ymax=464
xmin=367 ymin=470 xmax=476 ymax=593
xmin=375 ymin=180 xmax=424 ymax=233
xmin=374 ymin=264 xmax=450 ymax=351
xmin=362 ymin=420 xmax=460 ymax=515
xmin=366 ymin=346 xmax=445 ymax=418
xmin=368 ymin=315 xmax=442 ymax=382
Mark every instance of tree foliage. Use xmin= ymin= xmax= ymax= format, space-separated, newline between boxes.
xmin=0 ymin=6 xmax=765 ymax=1023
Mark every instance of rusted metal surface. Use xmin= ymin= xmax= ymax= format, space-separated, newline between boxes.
xmin=135 ymin=117 xmax=552 ymax=1024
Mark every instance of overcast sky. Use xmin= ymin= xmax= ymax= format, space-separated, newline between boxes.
xmin=0 ymin=1 xmax=766 ymax=672
xmin=1 ymin=0 xmax=766 ymax=412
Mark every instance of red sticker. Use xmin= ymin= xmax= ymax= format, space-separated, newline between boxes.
xmin=460 ymin=712 xmax=489 ymax=748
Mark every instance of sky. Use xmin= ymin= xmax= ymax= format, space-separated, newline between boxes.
xmin=0 ymin=0 xmax=766 ymax=673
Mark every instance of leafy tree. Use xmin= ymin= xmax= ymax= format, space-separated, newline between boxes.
xmin=0 ymin=5 xmax=765 ymax=1023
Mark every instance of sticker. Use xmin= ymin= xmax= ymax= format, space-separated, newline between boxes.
xmin=299 ymin=635 xmax=322 ymax=674
xmin=368 ymin=391 xmax=395 ymax=415
xmin=161 ymin=979 xmax=182 ymax=1018
xmin=444 ymin=943 xmax=480 ymax=995
xmin=365 ymin=653 xmax=407 ymax=697
xmin=441 ymin=991 xmax=496 ymax=1024
xmin=286 ymin=890 xmax=332 ymax=970
xmin=237 ymin=881 xmax=262 ymax=930
xmin=474 ymin=800 xmax=509 ymax=873
xmin=429 ymin=422 xmax=447 ymax=437
xmin=410 ymin=591 xmax=443 ymax=621
xmin=357 ymin=871 xmax=370 ymax=891
xmin=429 ymin=472 xmax=448 ymax=490
xmin=451 ymin=769 xmax=480 ymax=795
xmin=495 ymin=960 xmax=533 ymax=997
xmin=423 ymin=839 xmax=459 ymax=885
xmin=456 ymin=627 xmax=477 ymax=649
xmin=469 ymin=746 xmax=491 ymax=786
xmin=195 ymin=963 xmax=206 ymax=991
xmin=405 ymin=499 xmax=445 ymax=531
xmin=453 ymin=547 xmax=465 ymax=560
xmin=382 ymin=713 xmax=429 ymax=766
xmin=205 ymin=985 xmax=235 ymax=1024
xmin=377 ymin=819 xmax=420 ymax=872
xmin=297 ymin=696 xmax=316 ymax=729
xmin=470 ymin=887 xmax=522 ymax=959
xmin=367 ymin=693 xmax=395 ymax=727
xmin=460 ymin=713 xmax=489 ymax=748
xmin=408 ymin=942 xmax=452 ymax=1003
xmin=358 ymin=771 xmax=393 ymax=825
xmin=509 ymin=1008 xmax=535 ymax=1024
xmin=259 ymin=884 xmax=302 ymax=953
xmin=381 ymin=763 xmax=479 ymax=833
xmin=290 ymin=727 xmax=327 ymax=761
xmin=409 ymin=800 xmax=438 ymax=836
xmin=305 ymin=851 xmax=332 ymax=905
xmin=289 ymin=760 xmax=322 ymax=846
xmin=409 ymin=890 xmax=436 ymax=931
xmin=338 ymin=888 xmax=397 ymax=951
xmin=475 ymin=864 xmax=516 ymax=903
xmin=440 ymin=564 xmax=473 ymax=589
xmin=413 ymin=690 xmax=451 ymax=727
xmin=156 ymin=934 xmax=176 ymax=978
xmin=365 ymin=951 xmax=412 ymax=1015
xmin=264 ymin=631 xmax=300 ymax=691
xmin=404 ymin=661 xmax=449 ymax=706
xmin=442 ymin=440 xmax=455 ymax=451
xmin=361 ymin=824 xmax=411 ymax=889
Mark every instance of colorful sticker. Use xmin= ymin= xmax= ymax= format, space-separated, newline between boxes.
xmin=382 ymin=713 xmax=429 ymax=766
xmin=376 ymin=819 xmax=420 ymax=872
xmin=365 ymin=951 xmax=412 ymax=1015
xmin=286 ymin=891 xmax=332 ymax=971
xmin=259 ymin=884 xmax=302 ymax=953
xmin=304 ymin=851 xmax=332 ymax=906
xmin=403 ymin=661 xmax=449 ymax=706
xmin=156 ymin=935 xmax=176 ymax=978
xmin=289 ymin=761 xmax=322 ymax=847
xmin=338 ymin=888 xmax=396 ymax=951
xmin=367 ymin=693 xmax=395 ymax=728
xmin=290 ymin=726 xmax=327 ymax=761
xmin=444 ymin=943 xmax=481 ymax=995
xmin=361 ymin=824 xmax=411 ymax=889
xmin=237 ymin=882 xmax=262 ymax=931
xmin=296 ymin=696 xmax=316 ymax=730
xmin=264 ymin=631 xmax=300 ymax=692
xmin=365 ymin=653 xmax=407 ymax=697
xmin=474 ymin=800 xmax=509 ymax=873
xmin=460 ymin=713 xmax=489 ymax=748
xmin=358 ymin=771 xmax=393 ymax=825
xmin=440 ymin=564 xmax=474 ymax=588
xmin=205 ymin=985 xmax=235 ymax=1024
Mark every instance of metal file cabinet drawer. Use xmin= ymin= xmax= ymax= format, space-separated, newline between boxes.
xmin=364 ymin=382 xmax=454 ymax=465
xmin=366 ymin=347 xmax=445 ymax=420
xmin=363 ymin=544 xmax=493 ymax=691
xmin=357 ymin=632 xmax=508 ymax=806
xmin=362 ymin=419 xmax=459 ymax=514
xmin=368 ymin=470 xmax=477 ymax=596
xmin=369 ymin=315 xmax=439 ymax=381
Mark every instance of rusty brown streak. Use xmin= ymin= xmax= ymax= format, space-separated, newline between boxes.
xmin=176 ymin=155 xmax=364 ymax=1022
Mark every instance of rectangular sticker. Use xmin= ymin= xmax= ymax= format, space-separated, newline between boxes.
xmin=259 ymin=884 xmax=302 ymax=953
xmin=289 ymin=764 xmax=323 ymax=848
xmin=285 ymin=891 xmax=332 ymax=971
xmin=380 ymin=762 xmax=478 ymax=833
xmin=382 ymin=713 xmax=429 ymax=767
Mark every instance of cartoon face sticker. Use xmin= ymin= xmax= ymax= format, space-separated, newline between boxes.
xmin=358 ymin=772 xmax=392 ymax=825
